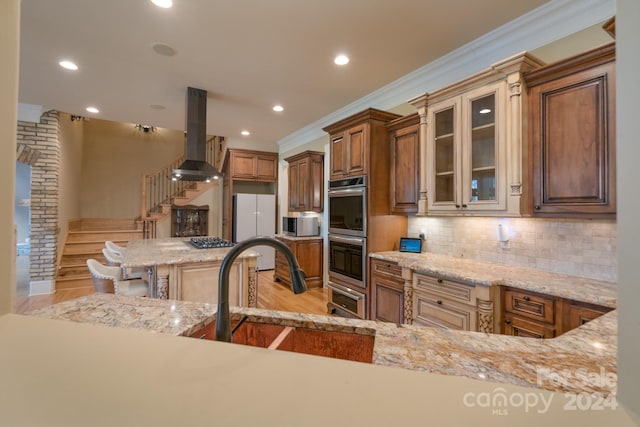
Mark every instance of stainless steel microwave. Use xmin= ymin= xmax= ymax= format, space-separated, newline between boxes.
xmin=282 ymin=216 xmax=319 ymax=237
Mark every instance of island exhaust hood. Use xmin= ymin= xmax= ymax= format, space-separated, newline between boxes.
xmin=172 ymin=87 xmax=222 ymax=182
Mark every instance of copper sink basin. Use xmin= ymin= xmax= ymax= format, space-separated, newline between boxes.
xmin=190 ymin=319 xmax=375 ymax=364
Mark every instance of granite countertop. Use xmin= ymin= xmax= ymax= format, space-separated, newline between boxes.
xmin=29 ymin=293 xmax=618 ymax=397
xmin=275 ymin=233 xmax=323 ymax=241
xmin=370 ymin=251 xmax=617 ymax=308
xmin=121 ymin=237 xmax=260 ymax=268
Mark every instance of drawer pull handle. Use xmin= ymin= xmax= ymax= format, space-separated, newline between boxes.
xmin=455 ymin=204 xmax=461 ymax=208
xmin=436 ymin=300 xmax=443 ymax=305
xmin=437 ymin=279 xmax=443 ymax=284
xmin=462 ymin=204 xmax=468 ymax=208
xmin=523 ymin=296 xmax=530 ymax=301
xmin=534 ymin=205 xmax=541 ymax=210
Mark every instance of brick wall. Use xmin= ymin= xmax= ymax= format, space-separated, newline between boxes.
xmin=16 ymin=111 xmax=60 ymax=287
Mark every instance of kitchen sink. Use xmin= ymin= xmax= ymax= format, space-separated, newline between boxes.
xmin=190 ymin=319 xmax=375 ymax=364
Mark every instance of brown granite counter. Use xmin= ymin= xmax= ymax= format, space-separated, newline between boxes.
xmin=28 ymin=293 xmax=617 ymax=397
xmin=370 ymin=251 xmax=617 ymax=308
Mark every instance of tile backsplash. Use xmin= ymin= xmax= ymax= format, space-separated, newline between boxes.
xmin=407 ymin=217 xmax=616 ymax=282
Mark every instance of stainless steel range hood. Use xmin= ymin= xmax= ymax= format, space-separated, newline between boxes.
xmin=172 ymin=87 xmax=222 ymax=182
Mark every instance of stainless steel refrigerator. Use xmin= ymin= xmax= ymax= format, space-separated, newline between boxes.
xmin=232 ymin=193 xmax=276 ymax=270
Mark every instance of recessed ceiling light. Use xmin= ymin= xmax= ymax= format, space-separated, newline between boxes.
xmin=479 ymin=108 xmax=492 ymax=114
xmin=86 ymin=107 xmax=99 ymax=114
xmin=152 ymin=43 xmax=177 ymax=57
xmin=149 ymin=104 xmax=166 ymax=110
xmin=151 ymin=0 xmax=172 ymax=8
xmin=273 ymin=105 xmax=284 ymax=112
xmin=334 ymin=54 xmax=350 ymax=66
xmin=241 ymin=130 xmax=250 ymax=136
xmin=59 ymin=60 xmax=78 ymax=70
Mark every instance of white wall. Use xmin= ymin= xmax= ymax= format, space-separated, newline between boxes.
xmin=0 ymin=0 xmax=19 ymax=315
xmin=57 ymin=112 xmax=84 ymax=259
xmin=615 ymin=0 xmax=640 ymax=420
xmin=79 ymin=118 xmax=184 ymax=219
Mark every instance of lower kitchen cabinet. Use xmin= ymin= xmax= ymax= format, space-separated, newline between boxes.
xmin=274 ymin=236 xmax=323 ymax=289
xmin=501 ymin=286 xmax=613 ymax=338
xmin=563 ymin=299 xmax=613 ymax=332
xmin=370 ymin=259 xmax=405 ymax=324
xmin=412 ymin=273 xmax=478 ymax=331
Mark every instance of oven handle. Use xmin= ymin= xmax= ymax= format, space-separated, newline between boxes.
xmin=328 ymin=282 xmax=364 ymax=300
xmin=328 ymin=188 xmax=365 ymax=197
xmin=328 ymin=234 xmax=365 ymax=245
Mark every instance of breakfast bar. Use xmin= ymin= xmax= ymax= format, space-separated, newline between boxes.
xmin=121 ymin=237 xmax=259 ymax=306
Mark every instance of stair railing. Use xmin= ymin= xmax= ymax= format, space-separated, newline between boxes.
xmin=140 ymin=136 xmax=223 ymax=237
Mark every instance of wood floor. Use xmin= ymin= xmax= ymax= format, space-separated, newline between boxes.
xmin=14 ymin=270 xmax=329 ymax=315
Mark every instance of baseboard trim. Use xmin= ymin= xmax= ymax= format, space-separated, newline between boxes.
xmin=29 ymin=280 xmax=55 ymax=296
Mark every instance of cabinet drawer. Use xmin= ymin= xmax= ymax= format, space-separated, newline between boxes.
xmin=504 ymin=289 xmax=555 ymax=324
xmin=371 ymin=259 xmax=403 ymax=283
xmin=414 ymin=273 xmax=475 ymax=306
xmin=413 ymin=290 xmax=476 ymax=331
xmin=504 ymin=314 xmax=556 ymax=339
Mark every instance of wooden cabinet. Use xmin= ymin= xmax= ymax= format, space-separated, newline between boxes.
xmin=324 ymin=109 xmax=401 ymax=181
xmin=563 ymin=299 xmax=613 ymax=332
xmin=285 ymin=151 xmax=324 ymax=213
xmin=171 ymin=205 xmax=208 ymax=237
xmin=387 ymin=114 xmax=420 ymax=214
xmin=370 ymin=259 xmax=405 ymax=324
xmin=413 ymin=273 xmax=478 ymax=331
xmin=503 ymin=287 xmax=558 ymax=338
xmin=226 ymin=149 xmax=278 ymax=181
xmin=501 ymin=286 xmax=613 ymax=338
xmin=221 ymin=148 xmax=278 ymax=240
xmin=273 ymin=236 xmax=323 ymax=289
xmin=409 ymin=52 xmax=544 ymax=216
xmin=174 ymin=261 xmax=242 ymax=305
xmin=525 ymin=42 xmax=616 ymax=218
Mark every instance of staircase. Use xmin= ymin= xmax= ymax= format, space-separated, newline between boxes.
xmin=56 ymin=137 xmax=226 ymax=291
xmin=56 ymin=219 xmax=144 ymax=290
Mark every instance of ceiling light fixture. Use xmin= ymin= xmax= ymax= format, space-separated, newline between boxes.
xmin=59 ymin=60 xmax=78 ymax=70
xmin=152 ymin=42 xmax=177 ymax=57
xmin=479 ymin=108 xmax=492 ymax=114
xmin=273 ymin=105 xmax=284 ymax=112
xmin=151 ymin=0 xmax=172 ymax=8
xmin=86 ymin=107 xmax=99 ymax=114
xmin=135 ymin=124 xmax=157 ymax=132
xmin=241 ymin=130 xmax=250 ymax=136
xmin=334 ymin=54 xmax=350 ymax=66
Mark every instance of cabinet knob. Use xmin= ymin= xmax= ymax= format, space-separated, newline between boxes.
xmin=534 ymin=205 xmax=541 ymax=210
xmin=462 ymin=204 xmax=468 ymax=208
xmin=523 ymin=296 xmax=530 ymax=301
xmin=505 ymin=319 xmax=512 ymax=325
xmin=436 ymin=300 xmax=443 ymax=305
xmin=437 ymin=278 xmax=443 ymax=284
xmin=455 ymin=204 xmax=461 ymax=208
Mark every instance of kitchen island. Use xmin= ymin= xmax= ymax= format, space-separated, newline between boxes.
xmin=121 ymin=237 xmax=259 ymax=306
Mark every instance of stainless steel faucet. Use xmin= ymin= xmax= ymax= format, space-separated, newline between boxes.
xmin=215 ymin=236 xmax=307 ymax=342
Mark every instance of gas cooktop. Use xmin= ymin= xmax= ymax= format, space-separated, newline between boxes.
xmin=188 ymin=237 xmax=235 ymax=249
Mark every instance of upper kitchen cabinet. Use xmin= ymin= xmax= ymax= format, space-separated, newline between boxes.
xmin=285 ymin=151 xmax=324 ymax=213
xmin=409 ymin=52 xmax=544 ymax=216
xmin=524 ymin=43 xmax=616 ymax=218
xmin=224 ymin=148 xmax=278 ymax=182
xmin=323 ymin=108 xmax=401 ymax=181
xmin=387 ymin=113 xmax=420 ymax=214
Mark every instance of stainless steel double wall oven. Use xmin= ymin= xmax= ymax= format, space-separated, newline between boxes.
xmin=327 ymin=176 xmax=368 ymax=318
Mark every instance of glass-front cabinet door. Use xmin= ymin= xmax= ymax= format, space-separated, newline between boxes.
xmin=428 ymin=98 xmax=461 ymax=211
xmin=461 ymin=82 xmax=506 ymax=211
xmin=427 ymin=81 xmax=506 ymax=212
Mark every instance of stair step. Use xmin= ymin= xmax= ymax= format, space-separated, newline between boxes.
xmin=61 ymin=253 xmax=107 ymax=265
xmin=69 ymin=218 xmax=140 ymax=232
xmin=57 ymin=265 xmax=90 ymax=277
xmin=63 ymin=242 xmax=113 ymax=255
xmin=66 ymin=230 xmax=143 ymax=243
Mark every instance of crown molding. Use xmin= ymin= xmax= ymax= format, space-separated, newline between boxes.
xmin=277 ymin=0 xmax=614 ymax=154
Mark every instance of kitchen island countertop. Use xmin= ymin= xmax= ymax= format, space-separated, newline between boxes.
xmin=29 ymin=292 xmax=618 ymax=397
